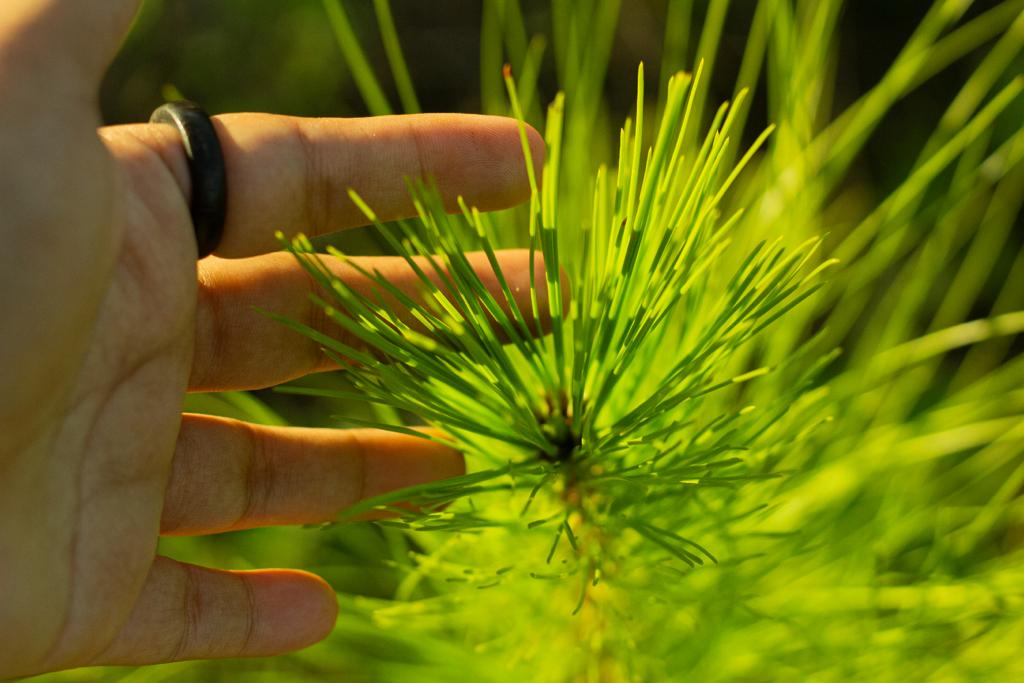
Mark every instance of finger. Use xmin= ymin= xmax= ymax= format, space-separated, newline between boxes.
xmin=160 ymin=414 xmax=464 ymax=536
xmin=88 ymin=556 xmax=336 ymax=666
xmin=103 ymin=113 xmax=544 ymax=257
xmin=190 ymin=249 xmax=569 ymax=392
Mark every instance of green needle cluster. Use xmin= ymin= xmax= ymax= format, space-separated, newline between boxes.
xmin=276 ymin=61 xmax=827 ymax=570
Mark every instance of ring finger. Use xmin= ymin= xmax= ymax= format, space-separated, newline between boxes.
xmin=161 ymin=413 xmax=463 ymax=536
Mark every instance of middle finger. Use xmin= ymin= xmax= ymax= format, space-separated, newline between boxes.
xmin=189 ymin=249 xmax=560 ymax=392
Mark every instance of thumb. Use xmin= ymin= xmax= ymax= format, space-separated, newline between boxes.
xmin=0 ymin=0 xmax=140 ymax=95
xmin=0 ymin=0 xmax=140 ymax=438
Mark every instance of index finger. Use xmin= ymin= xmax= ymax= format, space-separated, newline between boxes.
xmin=128 ymin=112 xmax=544 ymax=258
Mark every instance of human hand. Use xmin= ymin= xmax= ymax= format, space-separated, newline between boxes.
xmin=0 ymin=1 xmax=545 ymax=676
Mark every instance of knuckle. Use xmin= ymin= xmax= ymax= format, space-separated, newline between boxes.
xmin=290 ymin=119 xmax=332 ymax=237
xmin=191 ymin=269 xmax=226 ymax=390
xmin=169 ymin=563 xmax=202 ymax=661
xmin=297 ymin=265 xmax=334 ymax=372
xmin=237 ymin=422 xmax=275 ymax=527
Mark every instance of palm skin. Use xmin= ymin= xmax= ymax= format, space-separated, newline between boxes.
xmin=0 ymin=1 xmax=545 ymax=676
xmin=2 ymin=120 xmax=200 ymax=672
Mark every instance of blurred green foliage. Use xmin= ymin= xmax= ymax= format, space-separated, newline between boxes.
xmin=104 ymin=1 xmax=355 ymax=120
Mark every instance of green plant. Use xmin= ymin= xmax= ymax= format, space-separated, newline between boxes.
xmin=73 ymin=1 xmax=1024 ymax=681
xmin=261 ymin=1 xmax=1024 ymax=680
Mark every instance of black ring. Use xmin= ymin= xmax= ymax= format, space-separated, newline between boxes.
xmin=150 ymin=101 xmax=227 ymax=258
